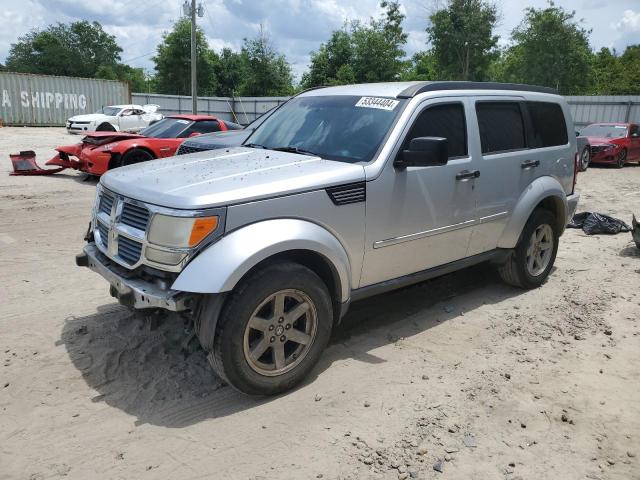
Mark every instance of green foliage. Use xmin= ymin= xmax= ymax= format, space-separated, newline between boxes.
xmin=96 ymin=64 xmax=147 ymax=92
xmin=216 ymin=48 xmax=246 ymax=96
xmin=499 ymin=2 xmax=592 ymax=94
xmin=590 ymin=45 xmax=640 ymax=95
xmin=400 ymin=52 xmax=438 ymax=81
xmin=6 ymin=21 xmax=122 ymax=78
xmin=302 ymin=1 xmax=407 ymax=88
xmin=153 ymin=18 xmax=218 ymax=96
xmin=426 ymin=0 xmax=499 ymax=81
xmin=238 ymin=28 xmax=293 ymax=96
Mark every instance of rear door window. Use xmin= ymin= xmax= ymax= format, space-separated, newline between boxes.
xmin=403 ymin=103 xmax=467 ymax=158
xmin=476 ymin=102 xmax=526 ymax=154
xmin=526 ymin=102 xmax=568 ymax=147
xmin=181 ymin=120 xmax=221 ymax=137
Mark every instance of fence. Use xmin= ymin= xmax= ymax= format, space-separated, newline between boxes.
xmin=566 ymin=95 xmax=640 ymax=128
xmin=131 ymin=93 xmax=289 ymax=124
xmin=0 ymin=72 xmax=130 ymax=126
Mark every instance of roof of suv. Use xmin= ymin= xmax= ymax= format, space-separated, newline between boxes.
xmin=299 ymin=81 xmax=558 ymax=99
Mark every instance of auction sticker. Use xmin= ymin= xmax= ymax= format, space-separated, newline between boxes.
xmin=356 ymin=97 xmax=399 ymax=111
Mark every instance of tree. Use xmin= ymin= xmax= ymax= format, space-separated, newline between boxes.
xmin=153 ymin=18 xmax=218 ymax=96
xmin=426 ymin=0 xmax=499 ymax=81
xmin=301 ymin=1 xmax=407 ymax=88
xmin=238 ymin=27 xmax=293 ymax=96
xmin=400 ymin=52 xmax=438 ymax=81
xmin=96 ymin=64 xmax=147 ymax=92
xmin=215 ymin=48 xmax=246 ymax=96
xmin=5 ymin=21 xmax=122 ymax=77
xmin=500 ymin=2 xmax=592 ymax=94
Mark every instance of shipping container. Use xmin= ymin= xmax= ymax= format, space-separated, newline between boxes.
xmin=0 ymin=72 xmax=130 ymax=126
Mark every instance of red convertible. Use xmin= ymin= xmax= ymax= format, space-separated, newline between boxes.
xmin=10 ymin=115 xmax=242 ymax=176
xmin=580 ymin=123 xmax=640 ymax=168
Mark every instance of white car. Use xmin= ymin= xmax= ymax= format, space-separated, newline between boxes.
xmin=66 ymin=104 xmax=163 ymax=134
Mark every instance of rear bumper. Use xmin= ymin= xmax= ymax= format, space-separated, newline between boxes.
xmin=77 ymin=243 xmax=191 ymax=311
xmin=566 ymin=193 xmax=580 ymax=224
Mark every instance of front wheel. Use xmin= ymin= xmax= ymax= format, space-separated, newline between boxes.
xmin=205 ymin=262 xmax=333 ymax=395
xmin=498 ymin=209 xmax=559 ymax=289
xmin=116 ymin=148 xmax=154 ymax=168
xmin=579 ymin=146 xmax=590 ymax=171
xmin=616 ymin=149 xmax=627 ymax=168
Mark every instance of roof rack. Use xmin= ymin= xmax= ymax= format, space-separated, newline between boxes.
xmin=397 ymin=81 xmax=558 ymax=98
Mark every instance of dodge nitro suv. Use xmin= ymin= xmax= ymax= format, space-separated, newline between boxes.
xmin=77 ymin=81 xmax=580 ymax=395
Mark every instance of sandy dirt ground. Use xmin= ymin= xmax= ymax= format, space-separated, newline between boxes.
xmin=0 ymin=127 xmax=639 ymax=480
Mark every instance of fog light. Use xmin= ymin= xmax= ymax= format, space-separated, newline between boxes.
xmin=145 ymin=247 xmax=186 ymax=266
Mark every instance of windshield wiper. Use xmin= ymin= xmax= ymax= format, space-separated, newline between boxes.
xmin=271 ymin=146 xmax=318 ymax=156
xmin=244 ymin=143 xmax=266 ymax=149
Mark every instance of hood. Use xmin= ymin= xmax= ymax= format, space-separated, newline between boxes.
xmin=101 ymin=147 xmax=365 ymax=210
xmin=584 ymin=136 xmax=624 ymax=146
xmin=69 ymin=113 xmax=109 ymax=122
xmin=180 ymin=129 xmax=252 ymax=149
xmin=142 ymin=104 xmax=160 ymax=113
xmin=81 ymin=132 xmax=143 ymax=147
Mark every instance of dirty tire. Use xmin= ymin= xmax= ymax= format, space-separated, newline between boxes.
xmin=579 ymin=145 xmax=590 ymax=171
xmin=616 ymin=149 xmax=627 ymax=168
xmin=498 ymin=209 xmax=559 ymax=289
xmin=96 ymin=123 xmax=116 ymax=132
xmin=209 ymin=262 xmax=333 ymax=396
xmin=117 ymin=148 xmax=154 ymax=168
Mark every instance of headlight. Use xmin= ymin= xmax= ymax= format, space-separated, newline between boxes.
xmin=148 ymin=214 xmax=220 ymax=248
xmin=101 ymin=143 xmax=117 ymax=151
xmin=603 ymin=144 xmax=616 ymax=151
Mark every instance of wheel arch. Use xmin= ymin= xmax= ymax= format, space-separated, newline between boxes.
xmin=497 ymin=176 xmax=568 ymax=249
xmin=108 ymin=146 xmax=157 ymax=170
xmin=171 ymin=219 xmax=353 ymax=306
xmin=97 ymin=121 xmax=118 ymax=132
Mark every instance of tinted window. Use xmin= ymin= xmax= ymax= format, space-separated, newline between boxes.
xmin=182 ymin=120 xmax=221 ymax=137
xmin=140 ymin=118 xmax=192 ymax=138
xmin=630 ymin=125 xmax=639 ymax=136
xmin=527 ymin=102 xmax=568 ymax=147
xmin=476 ymin=102 xmax=526 ymax=154
xmin=404 ymin=103 xmax=467 ymax=158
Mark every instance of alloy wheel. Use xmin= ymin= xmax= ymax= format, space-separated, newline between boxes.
xmin=243 ymin=289 xmax=318 ymax=376
xmin=525 ymin=224 xmax=554 ymax=277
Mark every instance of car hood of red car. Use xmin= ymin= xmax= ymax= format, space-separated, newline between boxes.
xmin=584 ymin=136 xmax=625 ymax=146
xmin=81 ymin=131 xmax=145 ymax=146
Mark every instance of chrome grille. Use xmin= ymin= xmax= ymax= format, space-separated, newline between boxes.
xmin=99 ymin=192 xmax=114 ymax=215
xmin=121 ymin=202 xmax=150 ymax=231
xmin=96 ymin=221 xmax=109 ymax=248
xmin=117 ymin=236 xmax=143 ymax=265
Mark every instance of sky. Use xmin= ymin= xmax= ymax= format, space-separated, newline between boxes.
xmin=0 ymin=0 xmax=638 ymax=82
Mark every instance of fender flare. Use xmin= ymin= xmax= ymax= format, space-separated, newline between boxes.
xmin=497 ymin=176 xmax=568 ymax=249
xmin=171 ymin=219 xmax=353 ymax=302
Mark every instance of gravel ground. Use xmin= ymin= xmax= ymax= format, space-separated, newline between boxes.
xmin=0 ymin=127 xmax=639 ymax=480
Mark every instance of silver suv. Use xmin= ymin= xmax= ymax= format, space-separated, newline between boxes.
xmin=77 ymin=82 xmax=580 ymax=395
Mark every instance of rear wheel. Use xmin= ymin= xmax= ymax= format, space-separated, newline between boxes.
xmin=498 ymin=209 xmax=559 ymax=289
xmin=117 ymin=148 xmax=154 ymax=168
xmin=206 ymin=262 xmax=333 ymax=396
xmin=579 ymin=146 xmax=590 ymax=171
xmin=616 ymin=148 xmax=627 ymax=168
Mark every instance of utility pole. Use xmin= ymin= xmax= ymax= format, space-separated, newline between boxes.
xmin=183 ymin=0 xmax=204 ymax=114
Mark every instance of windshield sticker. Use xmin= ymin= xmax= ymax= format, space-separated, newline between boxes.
xmin=356 ymin=97 xmax=399 ymax=111
xmin=176 ymin=119 xmax=190 ymax=124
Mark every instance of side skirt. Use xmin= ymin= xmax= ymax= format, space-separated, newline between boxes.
xmin=349 ymin=249 xmax=510 ymax=304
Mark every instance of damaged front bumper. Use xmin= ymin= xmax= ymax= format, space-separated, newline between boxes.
xmin=77 ymin=243 xmax=192 ymax=312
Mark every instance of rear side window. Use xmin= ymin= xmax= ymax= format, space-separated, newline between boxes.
xmin=181 ymin=120 xmax=221 ymax=137
xmin=526 ymin=102 xmax=568 ymax=147
xmin=404 ymin=103 xmax=467 ymax=158
xmin=476 ymin=102 xmax=526 ymax=154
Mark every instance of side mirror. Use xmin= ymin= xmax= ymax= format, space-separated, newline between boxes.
xmin=188 ymin=132 xmax=201 ymax=138
xmin=396 ymin=137 xmax=448 ymax=168
xmin=575 ymin=131 xmax=580 ymax=137
xmin=632 ymin=132 xmax=639 ymax=138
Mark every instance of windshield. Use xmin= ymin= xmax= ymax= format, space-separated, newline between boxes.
xmin=96 ymin=107 xmax=121 ymax=116
xmin=140 ymin=118 xmax=192 ymax=138
xmin=246 ymin=95 xmax=405 ymax=163
xmin=580 ymin=124 xmax=628 ymax=139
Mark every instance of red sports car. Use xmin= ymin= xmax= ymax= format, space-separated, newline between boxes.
xmin=37 ymin=115 xmax=241 ymax=176
xmin=580 ymin=123 xmax=640 ymax=168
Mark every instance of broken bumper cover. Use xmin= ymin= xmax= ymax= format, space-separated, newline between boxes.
xmin=77 ymin=244 xmax=191 ymax=312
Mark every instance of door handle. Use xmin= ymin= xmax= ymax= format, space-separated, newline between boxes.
xmin=521 ymin=159 xmax=540 ymax=169
xmin=456 ymin=170 xmax=480 ymax=181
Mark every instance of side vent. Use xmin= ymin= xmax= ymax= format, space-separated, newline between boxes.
xmin=326 ymin=182 xmax=366 ymax=206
